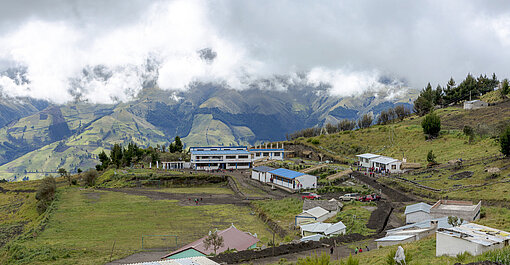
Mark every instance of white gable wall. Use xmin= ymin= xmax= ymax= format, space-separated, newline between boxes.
xmin=435 ymin=232 xmax=503 ymax=257
xmin=406 ymin=211 xmax=431 ymax=224
xmin=295 ymin=175 xmax=317 ymax=190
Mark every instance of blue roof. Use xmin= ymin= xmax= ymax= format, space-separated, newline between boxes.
xmin=191 ymin=150 xmax=250 ymax=155
xmin=268 ymin=168 xmax=305 ymax=179
xmin=250 ymin=149 xmax=284 ymax=151
xmin=404 ymin=202 xmax=432 ymax=215
xmin=190 ymin=146 xmax=247 ymax=150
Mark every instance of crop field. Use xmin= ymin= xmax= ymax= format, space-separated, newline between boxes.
xmin=0 ymin=188 xmax=274 ymax=265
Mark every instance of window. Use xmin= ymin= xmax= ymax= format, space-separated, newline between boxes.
xmin=263 ymin=152 xmax=269 ymax=156
xmin=256 ymin=152 xmax=261 ymax=156
xmin=274 ymin=152 xmax=280 ymax=156
xmin=391 ymin=165 xmax=396 ymax=169
xmin=238 ymin=155 xmax=248 ymax=159
xmin=226 ymin=156 xmax=236 ymax=159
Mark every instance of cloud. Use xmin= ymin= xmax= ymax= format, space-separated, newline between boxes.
xmin=0 ymin=0 xmax=509 ymax=103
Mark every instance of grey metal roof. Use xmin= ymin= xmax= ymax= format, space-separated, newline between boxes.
xmin=375 ymin=235 xmax=414 ymax=242
xmin=404 ymin=202 xmax=432 ymax=215
xmin=371 ymin=156 xmax=399 ymax=164
xmin=356 ymin=153 xmax=381 ymax=159
xmin=325 ymin=221 xmax=346 ymax=235
xmin=252 ymin=166 xmax=276 ymax=172
xmin=387 ymin=217 xmax=461 ymax=233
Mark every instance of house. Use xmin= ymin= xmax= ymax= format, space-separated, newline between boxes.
xmin=356 ymin=153 xmax=381 ymax=168
xmin=300 ymin=221 xmax=346 ymax=237
xmin=295 ymin=206 xmax=335 ymax=227
xmin=125 ymin=256 xmax=219 ymax=265
xmin=303 ymin=199 xmax=343 ymax=212
xmin=251 ymin=166 xmax=275 ymax=183
xmin=436 ymin=223 xmax=510 ymax=257
xmin=464 ymin=100 xmax=488 ymax=110
xmin=268 ymin=168 xmax=317 ymax=190
xmin=190 ymin=146 xmax=252 ymax=170
xmin=370 ymin=156 xmax=403 ymax=173
xmin=430 ymin=200 xmax=482 ymax=222
xmin=160 ymin=161 xmax=191 ymax=170
xmin=376 ymin=217 xmax=469 ymax=248
xmin=250 ymin=142 xmax=285 ymax=161
xmin=161 ymin=225 xmax=259 ymax=259
xmin=404 ymin=202 xmax=432 ymax=224
xmin=375 ymin=220 xmax=439 ymax=248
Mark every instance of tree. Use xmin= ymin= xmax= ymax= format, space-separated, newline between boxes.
xmin=357 ymin=113 xmax=373 ymax=129
xmin=463 ymin=125 xmax=475 ymax=144
xmin=58 ymin=168 xmax=71 ymax=186
xmin=501 ymin=79 xmax=509 ymax=97
xmin=203 ymin=230 xmax=224 ymax=255
xmin=110 ymin=143 xmax=123 ymax=168
xmin=444 ymin=77 xmax=457 ymax=105
xmin=35 ymin=177 xmax=56 ymax=214
xmin=337 ymin=119 xmax=356 ymax=131
xmin=500 ymin=125 xmax=510 ymax=157
xmin=377 ymin=110 xmax=390 ymax=125
xmin=448 ymin=216 xmax=463 ymax=227
xmin=394 ymin=105 xmax=411 ymax=121
xmin=421 ymin=112 xmax=441 ymax=138
xmin=174 ymin=136 xmax=183 ymax=153
xmin=426 ymin=150 xmax=436 ymax=164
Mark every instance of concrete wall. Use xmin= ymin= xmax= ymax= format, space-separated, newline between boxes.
xmin=436 ymin=232 xmax=480 ymax=256
xmin=430 ymin=202 xmax=481 ymax=222
xmin=406 ymin=211 xmax=431 ymax=224
xmin=295 ymin=175 xmax=317 ymax=190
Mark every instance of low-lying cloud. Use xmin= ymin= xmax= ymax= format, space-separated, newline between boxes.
xmin=0 ymin=0 xmax=509 ymax=103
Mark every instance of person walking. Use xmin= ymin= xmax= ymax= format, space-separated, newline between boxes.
xmin=366 ymin=245 xmax=370 ymax=251
xmin=355 ymin=247 xmax=358 ymax=254
xmin=330 ymin=246 xmax=334 ymax=255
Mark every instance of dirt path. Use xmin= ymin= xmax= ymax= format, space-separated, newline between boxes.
xmin=99 ymin=188 xmax=250 ymax=206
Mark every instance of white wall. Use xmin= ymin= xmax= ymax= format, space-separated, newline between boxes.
xmin=406 ymin=211 xmax=431 ymax=224
xmin=435 ymin=232 xmax=503 ymax=256
xmin=376 ymin=236 xmax=416 ymax=248
xmin=295 ymin=175 xmax=317 ymax=190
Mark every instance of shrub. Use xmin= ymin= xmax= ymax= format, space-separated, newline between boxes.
xmin=35 ymin=177 xmax=56 ymax=215
xmin=297 ymin=252 xmax=331 ymax=265
xmin=421 ymin=112 xmax=441 ymax=138
xmin=340 ymin=254 xmax=359 ymax=265
xmin=83 ymin=169 xmax=98 ymax=187
xmin=500 ymin=125 xmax=510 ymax=157
xmin=426 ymin=150 xmax=436 ymax=164
xmin=311 ymin=139 xmax=320 ymax=145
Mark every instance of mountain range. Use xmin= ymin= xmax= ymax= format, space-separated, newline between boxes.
xmin=0 ymin=84 xmax=416 ymax=180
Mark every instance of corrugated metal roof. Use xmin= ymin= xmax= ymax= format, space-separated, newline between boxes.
xmin=300 ymin=234 xmax=325 ymax=242
xmin=325 ymin=221 xmax=346 ymax=235
xmin=303 ymin=206 xmax=329 ymax=218
xmin=191 ymin=150 xmax=250 ymax=155
xmin=249 ymin=149 xmax=285 ymax=151
xmin=387 ymin=217 xmax=459 ymax=233
xmin=301 ymin=222 xmax=331 ymax=233
xmin=268 ymin=168 xmax=304 ymax=179
xmin=252 ymin=166 xmax=276 ymax=172
xmin=375 ymin=235 xmax=414 ymax=242
xmin=404 ymin=202 xmax=432 ymax=215
xmin=371 ymin=156 xmax=399 ymax=164
xmin=356 ymin=153 xmax=381 ymax=159
xmin=162 ymin=225 xmax=259 ymax=259
xmin=439 ymin=223 xmax=510 ymax=247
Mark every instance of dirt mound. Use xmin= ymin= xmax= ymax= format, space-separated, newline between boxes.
xmin=449 ymin=171 xmax=474 ymax=180
xmin=352 ymin=172 xmax=413 ymax=202
xmin=212 ymin=233 xmax=368 ymax=264
xmin=367 ymin=201 xmax=393 ymax=232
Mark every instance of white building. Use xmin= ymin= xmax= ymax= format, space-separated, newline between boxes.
xmin=404 ymin=202 xmax=432 ymax=224
xmin=436 ymin=223 xmax=510 ymax=257
xmin=300 ymin=221 xmax=346 ymax=237
xmin=251 ymin=166 xmax=275 ymax=183
xmin=190 ymin=146 xmax=251 ymax=170
xmin=250 ymin=143 xmax=285 ymax=161
xmin=464 ymin=100 xmax=488 ymax=110
xmin=430 ymin=200 xmax=482 ymax=222
xmin=267 ymin=168 xmax=317 ymax=190
xmin=370 ymin=156 xmax=403 ymax=173
xmin=160 ymin=161 xmax=191 ymax=170
xmin=356 ymin=153 xmax=381 ymax=168
xmin=295 ymin=206 xmax=333 ymax=227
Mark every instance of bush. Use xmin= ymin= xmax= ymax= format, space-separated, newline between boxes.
xmin=340 ymin=254 xmax=359 ymax=265
xmin=500 ymin=125 xmax=510 ymax=157
xmin=297 ymin=252 xmax=331 ymax=265
xmin=426 ymin=150 xmax=436 ymax=164
xmin=311 ymin=139 xmax=320 ymax=145
xmin=35 ymin=177 xmax=56 ymax=215
xmin=83 ymin=169 xmax=98 ymax=187
xmin=421 ymin=112 xmax=441 ymax=138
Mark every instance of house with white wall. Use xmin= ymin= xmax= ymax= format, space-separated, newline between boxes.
xmin=250 ymin=142 xmax=285 ymax=161
xmin=251 ymin=166 xmax=275 ymax=183
xmin=267 ymin=168 xmax=317 ymax=191
xmin=295 ymin=206 xmax=333 ymax=227
xmin=404 ymin=202 xmax=432 ymax=224
xmin=190 ymin=146 xmax=251 ymax=170
xmin=436 ymin=223 xmax=510 ymax=257
xmin=356 ymin=153 xmax=380 ymax=168
xmin=300 ymin=221 xmax=346 ymax=237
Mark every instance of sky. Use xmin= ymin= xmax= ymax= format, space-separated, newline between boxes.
xmin=0 ymin=0 xmax=509 ymax=103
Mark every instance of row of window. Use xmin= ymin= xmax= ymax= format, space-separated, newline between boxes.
xmin=255 ymin=152 xmax=281 ymax=156
xmin=195 ymin=155 xmax=249 ymax=159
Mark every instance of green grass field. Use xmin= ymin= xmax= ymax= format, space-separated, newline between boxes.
xmin=147 ymin=184 xmax=234 ymax=195
xmin=0 ymin=188 xmax=273 ymax=265
xmin=331 ymin=201 xmax=375 ymax=236
xmin=252 ymin=198 xmax=303 ymax=231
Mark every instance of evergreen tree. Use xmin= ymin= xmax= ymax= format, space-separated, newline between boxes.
xmin=98 ymin=151 xmax=110 ymax=170
xmin=444 ymin=77 xmax=457 ymax=105
xmin=501 ymin=79 xmax=510 ymax=96
xmin=501 ymin=126 xmax=510 ymax=157
xmin=421 ymin=112 xmax=441 ymax=138
xmin=110 ymin=143 xmax=123 ymax=168
xmin=174 ymin=136 xmax=183 ymax=152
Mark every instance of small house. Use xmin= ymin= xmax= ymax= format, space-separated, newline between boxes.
xmin=370 ymin=156 xmax=402 ymax=173
xmin=300 ymin=221 xmax=346 ymax=237
xmin=464 ymin=100 xmax=488 ymax=110
xmin=161 ymin=225 xmax=259 ymax=259
xmin=430 ymin=200 xmax=482 ymax=222
xmin=268 ymin=168 xmax=317 ymax=190
xmin=251 ymin=166 xmax=275 ymax=183
xmin=356 ymin=153 xmax=381 ymax=168
xmin=303 ymin=199 xmax=343 ymax=212
xmin=404 ymin=202 xmax=432 ymax=224
xmin=436 ymin=223 xmax=510 ymax=256
xmin=295 ymin=206 xmax=333 ymax=227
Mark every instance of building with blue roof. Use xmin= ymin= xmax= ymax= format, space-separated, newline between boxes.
xmin=267 ymin=168 xmax=317 ymax=191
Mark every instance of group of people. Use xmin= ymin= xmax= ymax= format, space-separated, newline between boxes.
xmin=189 ymin=197 xmax=203 ymax=205
xmin=354 ymin=246 xmax=369 ymax=254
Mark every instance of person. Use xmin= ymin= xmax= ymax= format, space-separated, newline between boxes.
xmin=359 ymin=247 xmax=363 ymax=253
xmin=330 ymin=246 xmax=334 ymax=255
xmin=366 ymin=246 xmax=370 ymax=251
xmin=355 ymin=247 xmax=358 ymax=254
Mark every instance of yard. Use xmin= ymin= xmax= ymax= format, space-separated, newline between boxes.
xmin=0 ymin=187 xmax=274 ymax=265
